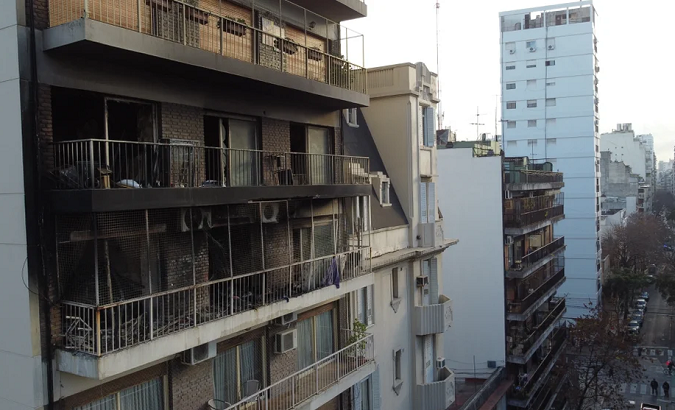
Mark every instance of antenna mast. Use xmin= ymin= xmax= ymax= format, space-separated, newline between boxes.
xmin=470 ymin=106 xmax=485 ymax=141
xmin=436 ymin=0 xmax=443 ymax=130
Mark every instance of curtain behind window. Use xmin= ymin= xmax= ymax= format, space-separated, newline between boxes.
xmin=214 ymin=348 xmax=239 ymax=404
xmin=240 ymin=340 xmax=262 ymax=393
xmin=297 ymin=318 xmax=315 ymax=369
xmin=316 ymin=311 xmax=334 ymax=361
xmin=119 ymin=378 xmax=164 ymax=410
xmin=74 ymin=395 xmax=117 ymax=410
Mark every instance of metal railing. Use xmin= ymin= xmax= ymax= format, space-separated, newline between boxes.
xmin=511 ymin=298 xmax=566 ymax=355
xmin=510 ymin=237 xmax=565 ymax=273
xmin=504 ymin=170 xmax=563 ymax=185
xmin=48 ymin=0 xmax=367 ymax=93
xmin=504 ymin=194 xmax=564 ymax=228
xmin=61 ymin=246 xmax=370 ymax=355
xmin=223 ymin=333 xmax=374 ymax=410
xmin=511 ymin=326 xmax=567 ymax=399
xmin=50 ymin=139 xmax=370 ymax=189
xmin=509 ymin=264 xmax=565 ymax=314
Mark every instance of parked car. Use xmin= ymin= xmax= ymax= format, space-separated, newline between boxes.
xmin=641 ymin=291 xmax=650 ymax=301
xmin=627 ymin=320 xmax=641 ymax=335
xmin=646 ymin=274 xmax=656 ymax=284
xmin=635 ymin=298 xmax=647 ymax=312
xmin=631 ymin=311 xmax=644 ymax=326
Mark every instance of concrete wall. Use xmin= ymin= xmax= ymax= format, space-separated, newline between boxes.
xmin=501 ymin=14 xmax=599 ymax=318
xmin=600 ymin=130 xmax=647 ymax=180
xmin=437 ymin=148 xmax=506 ymax=378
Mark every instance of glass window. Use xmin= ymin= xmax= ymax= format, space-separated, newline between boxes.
xmin=546 ymin=60 xmax=555 ymax=66
xmin=507 ymin=121 xmax=516 ymax=129
xmin=526 ymin=60 xmax=536 ymax=68
xmin=76 ymin=378 xmax=164 ymax=410
xmin=359 ymin=286 xmax=374 ymax=326
xmin=526 ymin=40 xmax=536 ymax=50
xmin=392 ymin=268 xmax=400 ymax=299
xmin=297 ymin=317 xmax=315 ymax=369
xmin=528 ymin=120 xmax=537 ymax=128
xmin=298 ymin=310 xmax=335 ymax=369
xmin=214 ymin=340 xmax=263 ymax=404
xmin=74 ymin=395 xmax=117 ymax=410
xmin=360 ymin=378 xmax=371 ymax=410
xmin=506 ymin=102 xmax=516 ymax=109
xmin=506 ymin=83 xmax=516 ymax=90
xmin=505 ymin=65 xmax=516 ymax=70
xmin=546 ymin=98 xmax=557 ymax=106
xmin=527 ymin=100 xmax=537 ymax=108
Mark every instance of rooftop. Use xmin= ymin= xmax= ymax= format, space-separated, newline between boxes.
xmin=499 ymin=0 xmax=593 ymax=16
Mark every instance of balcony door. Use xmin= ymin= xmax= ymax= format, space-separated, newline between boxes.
xmin=290 ymin=125 xmax=334 ymax=185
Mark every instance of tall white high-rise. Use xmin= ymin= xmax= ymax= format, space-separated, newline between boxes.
xmin=499 ymin=1 xmax=600 ymax=318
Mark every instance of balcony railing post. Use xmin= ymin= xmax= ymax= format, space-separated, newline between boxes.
xmin=137 ymin=0 xmax=142 ymax=32
xmin=315 ymin=362 xmax=319 ymax=393
xmin=95 ymin=309 xmax=101 ymax=356
xmin=219 ymin=17 xmax=223 ymax=55
xmin=182 ymin=5 xmax=187 ymax=45
xmin=88 ymin=139 xmax=95 ymax=189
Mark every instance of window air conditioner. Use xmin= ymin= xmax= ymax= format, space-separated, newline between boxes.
xmin=274 ymin=312 xmax=298 ymax=326
xmin=436 ymin=357 xmax=446 ymax=369
xmin=261 ymin=203 xmax=280 ymax=223
xmin=416 ymin=275 xmax=429 ymax=288
xmin=509 ymin=49 xmax=515 ymax=55
xmin=274 ymin=329 xmax=297 ymax=354
xmin=548 ymin=45 xmax=555 ymax=50
xmin=182 ymin=342 xmax=216 ymax=365
xmin=529 ymin=47 xmax=536 ymax=52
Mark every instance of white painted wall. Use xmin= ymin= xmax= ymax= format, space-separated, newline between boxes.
xmin=501 ymin=3 xmax=600 ymax=317
xmin=437 ymin=149 xmax=506 ymax=378
xmin=0 ymin=2 xmax=44 ymax=408
xmin=601 ymin=131 xmax=647 ymax=180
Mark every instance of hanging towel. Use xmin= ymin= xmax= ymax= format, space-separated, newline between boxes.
xmin=323 ymin=257 xmax=341 ymax=289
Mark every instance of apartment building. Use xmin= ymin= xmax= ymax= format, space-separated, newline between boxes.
xmin=0 ymin=0 xmax=389 ymax=408
xmin=438 ymin=148 xmax=568 ymax=410
xmin=500 ymin=1 xmax=600 ymax=318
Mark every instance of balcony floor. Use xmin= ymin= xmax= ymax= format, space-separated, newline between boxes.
xmin=43 ymin=19 xmax=368 ymax=110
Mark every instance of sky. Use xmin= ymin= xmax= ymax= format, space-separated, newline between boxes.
xmin=346 ymin=0 xmax=675 ymax=162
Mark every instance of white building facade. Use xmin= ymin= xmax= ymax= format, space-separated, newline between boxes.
xmin=500 ymin=1 xmax=600 ymax=318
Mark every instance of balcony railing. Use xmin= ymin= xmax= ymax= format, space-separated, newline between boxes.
xmin=509 ymin=264 xmax=565 ymax=315
xmin=223 ymin=333 xmax=374 ymax=410
xmin=510 ymin=237 xmax=565 ymax=273
xmin=504 ymin=170 xmax=563 ymax=186
xmin=510 ymin=298 xmax=566 ymax=357
xmin=50 ymin=139 xmax=370 ymax=190
xmin=511 ymin=326 xmax=567 ymax=400
xmin=48 ymin=0 xmax=366 ymax=93
xmin=61 ymin=246 xmax=370 ymax=355
xmin=413 ymin=295 xmax=453 ymax=336
xmin=415 ymin=367 xmax=456 ymax=410
xmin=504 ymin=194 xmax=564 ymax=228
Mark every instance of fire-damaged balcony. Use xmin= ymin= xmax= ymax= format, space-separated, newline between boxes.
xmin=43 ymin=0 xmax=368 ymax=107
xmin=503 ymin=158 xmax=564 ymax=191
xmin=54 ymin=199 xmax=373 ymax=379
xmin=508 ymin=326 xmax=567 ymax=408
xmin=506 ymin=237 xmax=565 ymax=280
xmin=507 ymin=257 xmax=565 ymax=321
xmin=504 ymin=194 xmax=564 ymax=234
xmin=507 ymin=298 xmax=566 ymax=364
xmin=47 ymin=139 xmax=370 ymax=212
xmin=413 ymin=295 xmax=453 ymax=336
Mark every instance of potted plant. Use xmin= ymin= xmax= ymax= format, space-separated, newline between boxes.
xmin=219 ymin=15 xmax=247 ymax=36
xmin=346 ymin=319 xmax=369 ymax=365
xmin=307 ymin=46 xmax=322 ymax=61
xmin=274 ymin=37 xmax=298 ymax=55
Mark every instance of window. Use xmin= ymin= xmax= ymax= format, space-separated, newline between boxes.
xmin=506 ymin=101 xmax=516 ymax=109
xmin=546 ymin=98 xmax=557 ymax=107
xmin=547 ymin=138 xmax=557 ymax=145
xmin=345 ymin=108 xmax=358 ymax=127
xmin=526 ymin=60 xmax=536 ymax=68
xmin=507 ymin=121 xmax=516 ymax=129
xmin=506 ymin=140 xmax=517 ymax=148
xmin=527 ymin=100 xmax=537 ymax=108
xmin=546 ymin=81 xmax=556 ymax=86
xmin=419 ymin=181 xmax=436 ymax=223
xmin=546 ymin=118 xmax=557 ymax=126
xmin=505 ymin=65 xmax=516 ymax=70
xmin=422 ymin=106 xmax=435 ymax=147
xmin=392 ymin=268 xmax=401 ymax=299
xmin=528 ymin=120 xmax=537 ymax=127
xmin=353 ymin=370 xmax=381 ymax=410
xmin=506 ymin=83 xmax=516 ymax=90
xmin=545 ymin=60 xmax=555 ymax=66
xmin=297 ymin=310 xmax=335 ymax=369
xmin=526 ymin=40 xmax=536 ymax=50
xmin=75 ymin=378 xmax=165 ymax=410
xmin=214 ymin=339 xmax=264 ymax=405
xmin=393 ymin=348 xmax=403 ymax=393
xmin=528 ymin=139 xmax=537 ymax=147
xmin=358 ymin=285 xmax=374 ymax=326
xmin=505 ymin=42 xmax=516 ymax=54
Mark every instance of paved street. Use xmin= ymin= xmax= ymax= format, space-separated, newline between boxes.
xmin=622 ymin=284 xmax=675 ymax=408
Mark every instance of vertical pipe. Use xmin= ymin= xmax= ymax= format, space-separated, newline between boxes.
xmin=190 ymin=208 xmax=197 ymax=323
xmin=137 ymin=0 xmax=141 ymax=31
xmin=146 ymin=210 xmax=153 ymax=340
xmin=182 ymin=4 xmax=187 ymax=45
xmin=227 ymin=206 xmax=234 ymax=315
xmin=259 ymin=203 xmax=265 ymax=305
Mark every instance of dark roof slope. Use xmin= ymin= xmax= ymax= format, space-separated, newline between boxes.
xmin=342 ymin=109 xmax=408 ymax=230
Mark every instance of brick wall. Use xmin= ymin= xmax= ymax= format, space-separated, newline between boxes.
xmin=28 ymin=0 xmax=50 ymax=30
xmin=60 ymin=363 xmax=168 ymax=409
xmin=38 ymin=84 xmax=54 ymax=171
xmin=261 ymin=118 xmax=290 ymax=186
xmin=160 ymin=103 xmax=206 ymax=186
xmin=170 ymin=358 xmax=214 ymax=410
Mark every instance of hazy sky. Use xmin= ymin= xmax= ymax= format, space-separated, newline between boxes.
xmin=346 ymin=0 xmax=675 ymax=161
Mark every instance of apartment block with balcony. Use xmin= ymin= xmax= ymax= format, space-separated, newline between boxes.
xmin=1 ymin=0 xmax=375 ymax=408
xmin=503 ymin=158 xmax=567 ymax=410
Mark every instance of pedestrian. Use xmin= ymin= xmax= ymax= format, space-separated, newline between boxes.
xmin=651 ymin=378 xmax=659 ymax=395
xmin=664 ymin=381 xmax=670 ymax=398
xmin=668 ymin=359 xmax=674 ymax=375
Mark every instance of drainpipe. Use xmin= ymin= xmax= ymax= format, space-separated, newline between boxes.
xmin=26 ymin=0 xmax=55 ymax=408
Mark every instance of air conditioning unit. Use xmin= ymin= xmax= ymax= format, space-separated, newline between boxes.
xmin=487 ymin=360 xmax=497 ymax=369
xmin=529 ymin=47 xmax=536 ymax=52
xmin=436 ymin=357 xmax=446 ymax=369
xmin=261 ymin=203 xmax=280 ymax=223
xmin=505 ymin=236 xmax=514 ymax=245
xmin=274 ymin=329 xmax=297 ymax=354
xmin=547 ymin=45 xmax=555 ymax=50
xmin=509 ymin=49 xmax=515 ymax=55
xmin=416 ymin=275 xmax=429 ymax=288
xmin=274 ymin=312 xmax=297 ymax=326
xmin=182 ymin=341 xmax=216 ymax=365
xmin=181 ymin=207 xmax=212 ymax=232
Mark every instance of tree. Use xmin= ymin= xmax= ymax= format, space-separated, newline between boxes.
xmin=603 ymin=213 xmax=667 ymax=274
xmin=562 ymin=303 xmax=644 ymax=410
xmin=603 ymin=268 xmax=650 ymax=319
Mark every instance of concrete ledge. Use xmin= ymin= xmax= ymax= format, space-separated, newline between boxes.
xmin=57 ymin=272 xmax=374 ymax=380
xmin=506 ymin=245 xmax=566 ymax=279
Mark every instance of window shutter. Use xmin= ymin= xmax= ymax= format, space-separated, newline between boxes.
xmin=427 ymin=183 xmax=435 ymax=223
xmin=425 ymin=107 xmax=435 ymax=147
xmin=366 ymin=286 xmax=374 ymax=326
xmin=356 ymin=289 xmax=364 ymax=324
xmin=372 ymin=368 xmax=382 ymax=410
xmin=352 ymin=382 xmax=362 ymax=410
xmin=429 ymin=258 xmax=439 ymax=304
xmin=420 ymin=183 xmax=428 ymax=223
